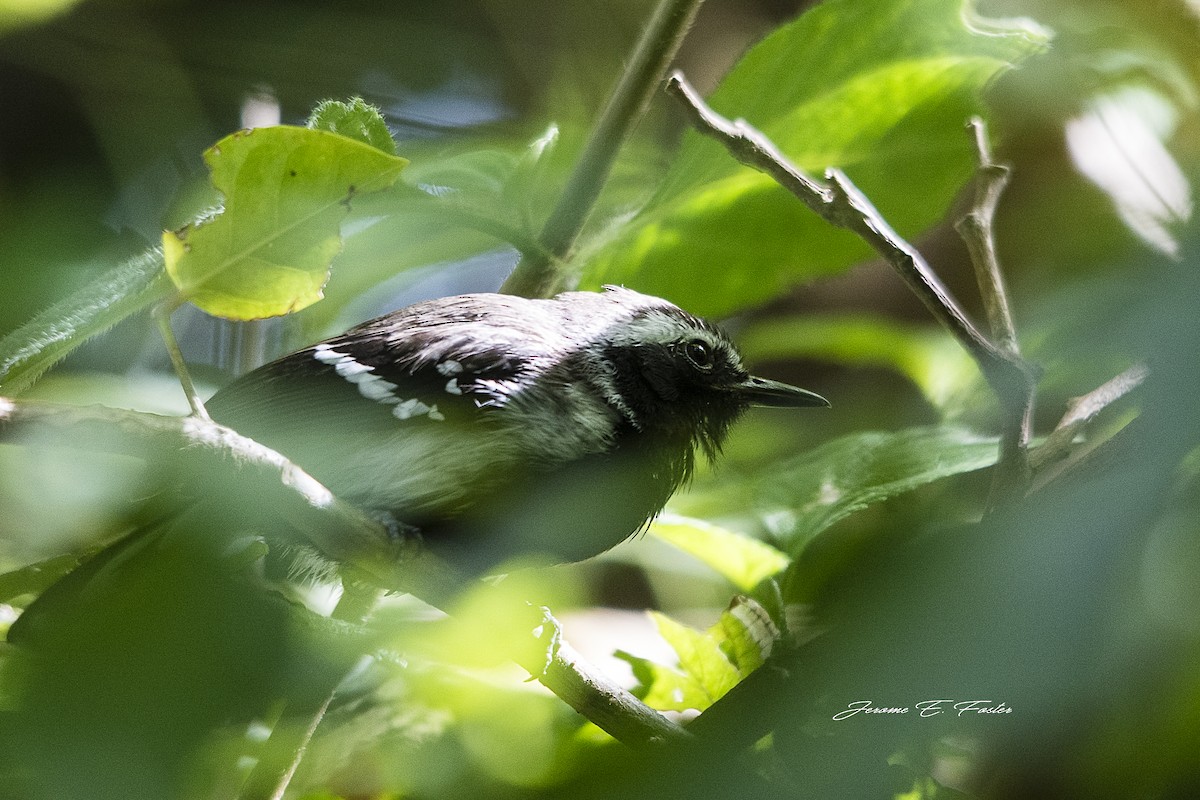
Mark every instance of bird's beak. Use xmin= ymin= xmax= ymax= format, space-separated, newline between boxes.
xmin=735 ymin=375 xmax=830 ymax=408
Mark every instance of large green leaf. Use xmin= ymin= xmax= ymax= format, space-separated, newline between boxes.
xmin=579 ymin=0 xmax=1048 ymax=315
xmin=163 ymin=126 xmax=407 ymax=320
xmin=677 ymin=426 xmax=999 ymax=555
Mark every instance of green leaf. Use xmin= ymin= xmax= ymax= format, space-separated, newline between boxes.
xmin=0 ymin=250 xmax=172 ymax=394
xmin=682 ymin=426 xmax=999 ymax=555
xmin=614 ymin=650 xmax=713 ymax=713
xmin=618 ymin=602 xmax=778 ymax=712
xmin=650 ymin=513 xmax=789 ymax=591
xmin=650 ymin=611 xmax=741 ymax=709
xmin=0 ymin=550 xmax=95 ymax=606
xmin=302 ymin=126 xmax=566 ymax=332
xmin=306 ymin=97 xmax=397 ymax=155
xmin=163 ymin=126 xmax=408 ymax=320
xmin=579 ymin=0 xmax=1049 ymax=315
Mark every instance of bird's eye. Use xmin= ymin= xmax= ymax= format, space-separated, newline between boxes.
xmin=683 ymin=338 xmax=715 ymax=371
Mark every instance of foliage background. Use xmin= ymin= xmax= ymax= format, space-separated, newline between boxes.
xmin=1 ymin=0 xmax=1199 ymax=798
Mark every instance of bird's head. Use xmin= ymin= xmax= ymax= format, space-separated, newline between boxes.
xmin=566 ymin=287 xmax=828 ymax=462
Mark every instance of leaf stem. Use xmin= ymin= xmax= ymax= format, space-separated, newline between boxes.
xmin=501 ymin=0 xmax=706 ymax=298
xmin=154 ymin=302 xmax=211 ymax=420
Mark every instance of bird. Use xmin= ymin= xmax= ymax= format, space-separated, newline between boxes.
xmin=204 ymin=286 xmax=827 ymax=574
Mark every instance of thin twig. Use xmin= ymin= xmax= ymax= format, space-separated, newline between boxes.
xmin=0 ymin=398 xmax=687 ymax=748
xmin=956 ymin=119 xmax=1018 ymax=354
xmin=666 ymin=71 xmax=1039 ymax=507
xmin=954 ymin=117 xmax=1034 ymax=509
xmin=241 ymin=692 xmax=335 ymax=800
xmin=501 ymin=0 xmax=706 ymax=298
xmin=1030 ymin=363 xmax=1150 ymax=474
xmin=154 ymin=302 xmax=211 ymax=419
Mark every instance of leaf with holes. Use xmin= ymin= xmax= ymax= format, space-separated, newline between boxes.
xmin=163 ymin=126 xmax=407 ymax=320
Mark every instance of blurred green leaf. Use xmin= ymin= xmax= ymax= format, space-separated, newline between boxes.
xmin=395 ymin=126 xmax=566 ymax=252
xmin=650 ymin=513 xmax=788 ymax=591
xmin=681 ymin=427 xmax=998 ymax=554
xmin=0 ymin=551 xmax=92 ymax=605
xmin=580 ymin=0 xmax=1049 ymax=314
xmin=0 ymin=0 xmax=83 ymax=33
xmin=163 ymin=126 xmax=407 ymax=320
xmin=306 ymin=97 xmax=398 ymax=156
xmin=301 ymin=127 xmax=565 ymax=332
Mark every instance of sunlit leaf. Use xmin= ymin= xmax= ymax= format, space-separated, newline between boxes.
xmin=650 ymin=611 xmax=741 ymax=709
xmin=650 ymin=513 xmax=789 ymax=591
xmin=163 ymin=126 xmax=407 ymax=320
xmin=615 ymin=649 xmax=709 ymax=714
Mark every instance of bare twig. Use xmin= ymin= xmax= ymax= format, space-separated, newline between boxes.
xmin=1030 ymin=363 xmax=1150 ymax=474
xmin=666 ymin=72 xmax=1039 ymax=507
xmin=0 ymin=398 xmax=687 ymax=748
xmin=955 ymin=117 xmax=1034 ymax=509
xmin=501 ymin=0 xmax=706 ymax=298
xmin=956 ymin=119 xmax=1018 ymax=354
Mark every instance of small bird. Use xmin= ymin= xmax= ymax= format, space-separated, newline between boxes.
xmin=206 ymin=286 xmax=828 ymax=572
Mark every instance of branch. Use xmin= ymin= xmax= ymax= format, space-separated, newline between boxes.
xmin=955 ymin=117 xmax=1034 ymax=509
xmin=501 ymin=0 xmax=706 ymax=298
xmin=0 ymin=398 xmax=687 ymax=748
xmin=666 ymin=71 xmax=1039 ymax=506
xmin=1029 ymin=363 xmax=1150 ymax=478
